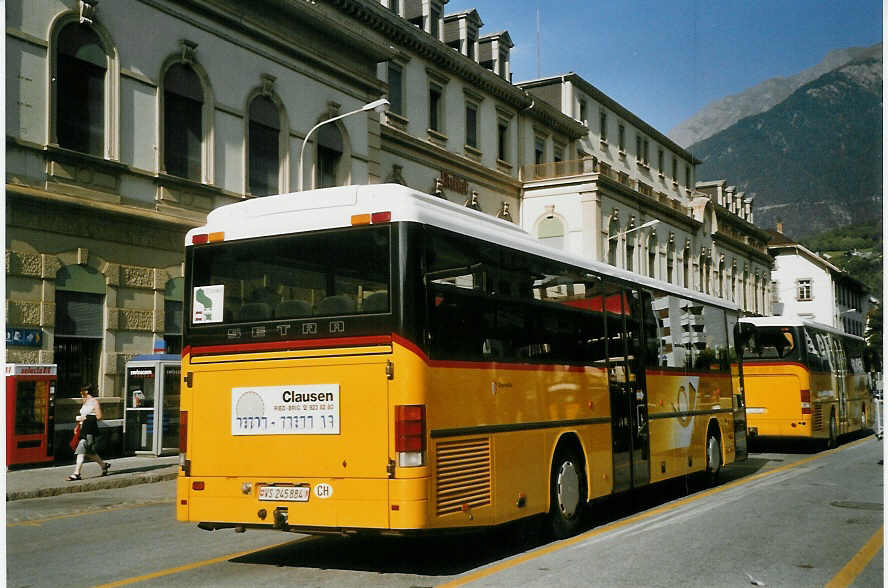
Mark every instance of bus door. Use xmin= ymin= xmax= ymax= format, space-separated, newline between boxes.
xmin=605 ymin=287 xmax=650 ymax=492
xmin=626 ymin=289 xmax=650 ymax=487
xmin=831 ymin=336 xmax=847 ymax=429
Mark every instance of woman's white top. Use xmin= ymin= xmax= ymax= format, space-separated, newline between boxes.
xmin=80 ymin=396 xmax=99 ymax=418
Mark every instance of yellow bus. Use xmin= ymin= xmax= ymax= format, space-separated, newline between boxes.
xmin=737 ymin=317 xmax=871 ymax=448
xmin=177 ymin=184 xmax=747 ymax=539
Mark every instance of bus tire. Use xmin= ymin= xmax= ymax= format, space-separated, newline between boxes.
xmin=826 ymin=411 xmax=838 ymax=449
xmin=704 ymin=426 xmax=722 ymax=486
xmin=548 ymin=448 xmax=586 ymax=539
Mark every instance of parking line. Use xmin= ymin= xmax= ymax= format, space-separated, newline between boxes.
xmin=7 ymin=500 xmax=175 ymax=527
xmin=439 ymin=437 xmax=874 ymax=587
xmin=93 ymin=536 xmax=312 ymax=587
xmin=824 ymin=526 xmax=883 ymax=588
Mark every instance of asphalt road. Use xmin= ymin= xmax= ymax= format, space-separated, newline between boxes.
xmin=7 ymin=435 xmax=883 ymax=587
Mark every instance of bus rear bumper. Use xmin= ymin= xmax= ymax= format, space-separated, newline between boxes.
xmin=176 ymin=475 xmax=430 ymax=533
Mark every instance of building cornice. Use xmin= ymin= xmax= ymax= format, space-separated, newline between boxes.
xmin=712 ymin=233 xmax=773 ymax=266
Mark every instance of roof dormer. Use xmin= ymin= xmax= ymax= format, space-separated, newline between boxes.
xmin=401 ymin=0 xmax=447 ymax=40
xmin=479 ymin=30 xmax=513 ymax=79
xmin=443 ymin=9 xmax=483 ymax=61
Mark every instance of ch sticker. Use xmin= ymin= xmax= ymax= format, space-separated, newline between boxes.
xmin=314 ymin=483 xmax=333 ymax=499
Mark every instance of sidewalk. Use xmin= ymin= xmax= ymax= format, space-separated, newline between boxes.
xmin=6 ymin=455 xmax=179 ymax=501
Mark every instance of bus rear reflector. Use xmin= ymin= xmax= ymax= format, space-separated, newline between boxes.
xmin=351 ymin=214 xmax=371 ymax=225
xmin=371 ymin=211 xmax=392 ymax=223
xmin=208 ymin=231 xmax=225 ymax=242
xmin=395 ymin=405 xmax=425 ymax=467
xmin=800 ymin=389 xmax=811 ymax=414
xmin=192 ymin=234 xmax=209 ymax=245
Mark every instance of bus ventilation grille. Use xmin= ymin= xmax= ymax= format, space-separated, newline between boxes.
xmin=435 ymin=437 xmax=491 ymax=516
xmin=813 ymin=404 xmax=823 ymax=431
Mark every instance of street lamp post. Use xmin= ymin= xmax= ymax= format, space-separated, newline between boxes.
xmin=297 ymin=97 xmax=390 ymax=191
xmin=609 ymin=218 xmax=660 ymax=240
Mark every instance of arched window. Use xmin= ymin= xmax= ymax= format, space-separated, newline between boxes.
xmin=731 ymin=261 xmax=737 ymax=302
xmin=56 ymin=23 xmax=106 ymax=155
xmin=317 ymin=124 xmax=343 ymax=189
xmin=625 ymin=222 xmax=636 ymax=272
xmin=683 ymin=244 xmax=691 ymax=288
xmin=718 ymin=258 xmax=726 ymax=298
xmin=666 ymin=238 xmax=675 ymax=283
xmin=54 ymin=265 xmax=105 ymax=397
xmin=248 ymin=96 xmax=281 ymax=196
xmin=163 ymin=64 xmax=203 ymax=180
xmin=538 ymin=215 xmax=565 ymax=250
xmin=607 ymin=216 xmax=620 ymax=266
xmin=647 ymin=232 xmax=657 ymax=279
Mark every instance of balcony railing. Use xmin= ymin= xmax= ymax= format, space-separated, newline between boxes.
xmin=520 ymin=157 xmax=688 ymax=214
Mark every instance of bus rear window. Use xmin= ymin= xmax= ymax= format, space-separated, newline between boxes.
xmin=742 ymin=326 xmax=799 ymax=361
xmin=190 ymin=226 xmax=390 ymax=324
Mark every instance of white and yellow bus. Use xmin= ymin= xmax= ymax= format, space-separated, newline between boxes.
xmin=177 ymin=184 xmax=747 ymax=538
xmin=737 ymin=317 xmax=871 ymax=448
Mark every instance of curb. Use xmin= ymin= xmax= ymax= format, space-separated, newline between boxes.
xmin=6 ymin=470 xmax=179 ymax=502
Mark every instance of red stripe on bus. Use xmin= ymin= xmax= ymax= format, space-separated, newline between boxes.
xmin=189 ymin=335 xmax=392 ymax=356
xmin=742 ymin=361 xmax=808 ymax=371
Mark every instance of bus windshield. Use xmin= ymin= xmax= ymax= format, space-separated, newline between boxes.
xmin=189 ymin=225 xmax=391 ymax=325
xmin=741 ymin=326 xmax=800 ymax=361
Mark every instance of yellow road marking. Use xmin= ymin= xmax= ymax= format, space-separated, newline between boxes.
xmin=824 ymin=526 xmax=883 ymax=588
xmin=7 ymin=500 xmax=175 ymax=527
xmin=439 ymin=437 xmax=875 ymax=587
xmin=93 ymin=536 xmax=311 ymax=588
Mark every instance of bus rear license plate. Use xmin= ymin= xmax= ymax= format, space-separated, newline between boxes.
xmin=259 ymin=486 xmax=309 ymax=502
xmin=746 ymin=407 xmax=766 ymax=414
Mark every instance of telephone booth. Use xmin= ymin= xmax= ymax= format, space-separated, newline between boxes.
xmin=124 ymin=355 xmax=180 ymax=456
xmin=6 ymin=364 xmax=56 ymax=466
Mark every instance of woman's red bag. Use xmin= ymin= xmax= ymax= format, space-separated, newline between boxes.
xmin=69 ymin=424 xmax=81 ymax=451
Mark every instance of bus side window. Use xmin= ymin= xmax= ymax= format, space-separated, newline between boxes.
xmin=804 ymin=329 xmax=822 ymax=371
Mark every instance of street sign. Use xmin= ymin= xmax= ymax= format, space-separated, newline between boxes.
xmin=6 ymin=328 xmax=43 ymax=347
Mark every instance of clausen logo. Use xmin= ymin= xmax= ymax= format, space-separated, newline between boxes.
xmin=282 ymin=390 xmax=335 ymax=403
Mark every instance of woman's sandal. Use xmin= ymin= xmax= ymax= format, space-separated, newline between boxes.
xmin=101 ymin=463 xmax=111 ymax=477
xmin=66 ymin=474 xmax=81 ymax=481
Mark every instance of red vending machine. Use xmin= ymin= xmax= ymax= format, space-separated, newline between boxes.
xmin=5 ymin=364 xmax=56 ymax=466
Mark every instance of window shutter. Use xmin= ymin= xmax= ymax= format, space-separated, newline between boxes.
xmin=55 ymin=291 xmax=103 ymax=338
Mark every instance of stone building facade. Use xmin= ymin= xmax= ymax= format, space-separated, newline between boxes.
xmin=6 ymin=0 xmax=772 ymax=455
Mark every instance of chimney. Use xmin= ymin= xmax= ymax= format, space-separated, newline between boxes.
xmin=776 ymin=220 xmax=784 ymax=234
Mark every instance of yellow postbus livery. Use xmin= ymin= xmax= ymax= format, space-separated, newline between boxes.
xmin=177 ymin=184 xmax=747 ymax=538
xmin=738 ymin=317 xmax=871 ymax=447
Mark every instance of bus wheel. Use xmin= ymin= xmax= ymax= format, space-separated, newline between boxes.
xmin=705 ymin=429 xmax=722 ymax=486
xmin=826 ymin=412 xmax=838 ymax=449
xmin=548 ymin=449 xmax=586 ymax=539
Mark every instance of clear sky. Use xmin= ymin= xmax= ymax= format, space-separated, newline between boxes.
xmin=444 ymin=0 xmax=883 ymax=133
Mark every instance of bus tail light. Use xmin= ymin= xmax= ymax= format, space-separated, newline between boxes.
xmin=351 ymin=211 xmax=392 ymax=226
xmin=800 ymin=389 xmax=811 ymax=414
xmin=395 ymin=405 xmax=425 ymax=467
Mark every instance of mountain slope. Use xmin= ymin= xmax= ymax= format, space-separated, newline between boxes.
xmin=669 ymin=43 xmax=881 ymax=147
xmin=689 ymin=51 xmax=883 ymax=239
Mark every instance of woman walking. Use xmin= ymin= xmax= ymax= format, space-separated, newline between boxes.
xmin=67 ymin=384 xmax=111 ymax=481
